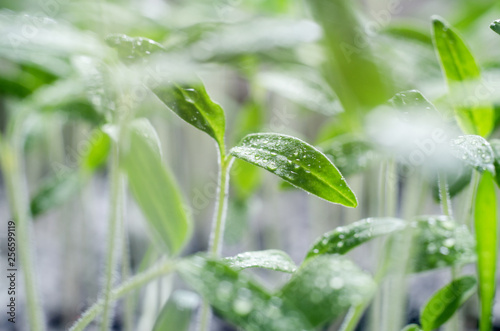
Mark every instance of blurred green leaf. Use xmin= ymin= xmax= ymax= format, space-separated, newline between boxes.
xmin=308 ymin=0 xmax=392 ymax=115
xmin=389 ymin=90 xmax=436 ymax=112
xmin=231 ymin=133 xmax=358 ymax=207
xmin=432 ymin=16 xmax=494 ymax=137
xmin=420 ymin=276 xmax=477 ymax=331
xmin=319 ymin=135 xmax=377 ymax=177
xmin=474 ymin=171 xmax=497 ymax=331
xmin=257 ymin=69 xmax=342 ymax=116
xmin=122 ymin=119 xmax=191 ymax=255
xmin=30 ymin=128 xmax=111 ymax=217
xmin=382 ymin=23 xmax=433 ymax=46
xmin=223 ymin=250 xmax=297 ymax=273
xmin=278 ymin=255 xmax=375 ymax=328
xmin=153 ymin=83 xmax=226 ymax=149
xmin=179 ymin=255 xmax=313 ymax=331
xmin=306 ymin=218 xmax=406 ymax=259
xmin=402 ymin=324 xmax=422 ymax=331
xmin=153 ymin=290 xmax=199 ymax=331
xmin=409 ymin=216 xmax=476 ymax=273
xmin=81 ymin=129 xmax=111 ymax=173
xmin=106 ymin=34 xmax=165 ymax=62
xmin=30 ymin=172 xmax=83 ymax=217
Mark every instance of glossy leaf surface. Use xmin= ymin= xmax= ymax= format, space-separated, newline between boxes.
xmin=450 ymin=135 xmax=494 ymax=172
xmin=306 ymin=218 xmax=405 ymax=259
xmin=230 ymin=133 xmax=357 ymax=207
xmin=223 ymin=250 xmax=297 ymax=273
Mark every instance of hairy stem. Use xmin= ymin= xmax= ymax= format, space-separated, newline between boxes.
xmin=198 ymin=151 xmax=233 ymax=331
xmin=0 ymin=137 xmax=46 ymax=331
xmin=70 ymin=259 xmax=177 ymax=331
xmin=438 ymin=172 xmax=452 ymax=218
xmin=100 ymin=145 xmax=124 ymax=331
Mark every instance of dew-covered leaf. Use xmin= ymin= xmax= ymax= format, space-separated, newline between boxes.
xmin=432 ymin=16 xmax=494 ymax=137
xmin=153 ymin=290 xmax=200 ymax=331
xmin=223 ymin=250 xmax=297 ymax=273
xmin=449 ymin=135 xmax=494 ymax=172
xmin=402 ymin=324 xmax=422 ymax=331
xmin=152 ymin=83 xmax=226 ymax=149
xmin=122 ymin=120 xmax=191 ymax=255
xmin=420 ymin=275 xmax=476 ymax=331
xmin=230 ymin=133 xmax=357 ymax=207
xmin=389 ymin=90 xmax=436 ymax=112
xmin=306 ymin=218 xmax=405 ymax=259
xmin=179 ymin=255 xmax=313 ymax=331
xmin=106 ymin=34 xmax=165 ymax=62
xmin=318 ymin=135 xmax=377 ymax=177
xmin=409 ymin=216 xmax=476 ymax=273
xmin=279 ymin=255 xmax=375 ymax=327
xmin=474 ymin=171 xmax=497 ymax=331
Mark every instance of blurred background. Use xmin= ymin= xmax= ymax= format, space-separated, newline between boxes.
xmin=1 ymin=0 xmax=500 ymax=330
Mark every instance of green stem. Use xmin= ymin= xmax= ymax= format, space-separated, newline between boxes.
xmin=198 ymin=151 xmax=233 ymax=331
xmin=464 ymin=170 xmax=480 ymax=229
xmin=70 ymin=259 xmax=177 ymax=331
xmin=0 ymin=138 xmax=46 ymax=331
xmin=438 ymin=172 xmax=452 ymax=218
xmin=100 ymin=145 xmax=124 ymax=331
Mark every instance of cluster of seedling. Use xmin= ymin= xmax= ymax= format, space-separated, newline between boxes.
xmin=2 ymin=2 xmax=500 ymax=331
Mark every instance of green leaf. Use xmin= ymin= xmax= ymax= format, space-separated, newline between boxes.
xmin=490 ymin=19 xmax=500 ymax=36
xmin=153 ymin=290 xmax=199 ymax=331
xmin=105 ymin=34 xmax=165 ymax=62
xmin=409 ymin=216 xmax=476 ymax=273
xmin=449 ymin=135 xmax=494 ymax=172
xmin=319 ymin=135 xmax=377 ymax=177
xmin=223 ymin=250 xmax=297 ymax=273
xmin=402 ymin=324 xmax=422 ymax=331
xmin=81 ymin=129 xmax=111 ymax=173
xmin=279 ymin=255 xmax=375 ymax=327
xmin=122 ymin=120 xmax=191 ymax=255
xmin=306 ymin=218 xmax=405 ymax=259
xmin=30 ymin=128 xmax=111 ymax=217
xmin=30 ymin=172 xmax=83 ymax=217
xmin=179 ymin=255 xmax=313 ymax=331
xmin=389 ymin=90 xmax=437 ymax=112
xmin=432 ymin=16 xmax=494 ymax=137
xmin=152 ymin=83 xmax=226 ymax=149
xmin=420 ymin=276 xmax=477 ymax=331
xmin=474 ymin=171 xmax=498 ymax=331
xmin=230 ymin=133 xmax=357 ymax=207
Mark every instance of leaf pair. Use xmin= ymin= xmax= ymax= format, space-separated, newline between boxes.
xmin=180 ymin=254 xmax=375 ymax=330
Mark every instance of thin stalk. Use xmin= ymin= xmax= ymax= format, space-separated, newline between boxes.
xmin=438 ymin=172 xmax=452 ymax=218
xmin=100 ymin=145 xmax=124 ymax=331
xmin=463 ymin=170 xmax=480 ymax=229
xmin=198 ymin=150 xmax=233 ymax=331
xmin=70 ymin=259 xmax=177 ymax=331
xmin=0 ymin=137 xmax=46 ymax=331
xmin=121 ymin=195 xmax=134 ymax=331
